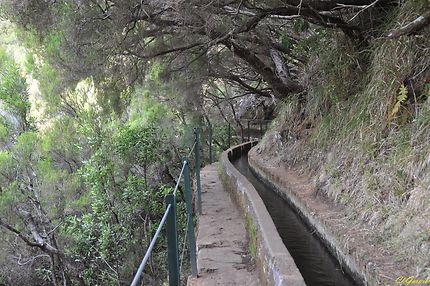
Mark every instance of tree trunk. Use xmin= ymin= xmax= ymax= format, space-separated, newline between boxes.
xmin=223 ymin=39 xmax=303 ymax=98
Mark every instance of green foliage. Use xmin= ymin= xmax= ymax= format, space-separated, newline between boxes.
xmin=129 ymin=86 xmax=172 ymax=125
xmin=268 ymin=2 xmax=430 ymax=280
xmin=0 ymin=122 xmax=8 ymax=141
xmin=0 ymin=128 xmax=75 ymax=231
xmin=415 ymin=104 xmax=430 ymax=129
xmin=0 ymin=151 xmax=21 ymax=210
xmin=292 ymin=28 xmax=330 ymax=59
xmin=33 ymin=61 xmax=62 ymax=103
xmin=45 ymin=31 xmax=62 ymax=58
xmin=279 ymin=34 xmax=293 ymax=51
xmin=28 ymin=92 xmax=184 ymax=284
xmin=41 ymin=116 xmax=81 ymax=156
xmin=35 ymin=267 xmax=53 ymax=283
xmin=13 ymin=26 xmax=67 ymax=104
xmin=149 ymin=61 xmax=164 ymax=81
xmin=115 ymin=123 xmax=164 ymax=167
xmin=0 ymin=47 xmax=29 ymax=119
xmin=422 ymin=83 xmax=430 ymax=99
xmin=292 ymin=19 xmax=310 ymax=34
xmin=210 ymin=122 xmax=240 ymax=159
xmin=62 ymin=133 xmax=173 ymax=284
xmin=65 ymin=147 xmax=136 ymax=283
xmin=24 ymin=52 xmax=36 ymax=73
xmin=14 ymin=131 xmax=38 ymax=156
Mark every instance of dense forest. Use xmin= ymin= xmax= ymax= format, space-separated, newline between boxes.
xmin=0 ymin=0 xmax=429 ymax=285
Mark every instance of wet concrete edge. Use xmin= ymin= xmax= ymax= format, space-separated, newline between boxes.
xmin=219 ymin=141 xmax=306 ymax=286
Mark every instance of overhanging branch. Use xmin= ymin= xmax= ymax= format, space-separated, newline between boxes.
xmin=386 ymin=12 xmax=430 ymax=38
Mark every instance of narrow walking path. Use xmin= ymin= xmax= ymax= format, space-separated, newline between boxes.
xmin=187 ymin=163 xmax=259 ymax=286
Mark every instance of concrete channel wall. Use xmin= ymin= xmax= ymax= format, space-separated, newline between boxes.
xmin=219 ymin=142 xmax=306 ymax=286
xmin=248 ymin=150 xmax=369 ymax=286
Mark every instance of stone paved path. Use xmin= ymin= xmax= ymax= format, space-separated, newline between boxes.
xmin=187 ymin=163 xmax=260 ymax=286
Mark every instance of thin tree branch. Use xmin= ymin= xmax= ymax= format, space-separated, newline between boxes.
xmin=0 ymin=217 xmax=40 ymax=248
xmin=386 ymin=12 xmax=430 ymax=38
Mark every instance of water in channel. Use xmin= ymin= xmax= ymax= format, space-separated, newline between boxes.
xmin=232 ymin=154 xmax=359 ymax=286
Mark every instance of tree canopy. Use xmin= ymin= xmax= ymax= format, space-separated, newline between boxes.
xmin=0 ymin=0 xmax=429 ymax=285
xmin=4 ymin=0 xmax=428 ymax=107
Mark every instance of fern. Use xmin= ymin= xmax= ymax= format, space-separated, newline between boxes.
xmin=390 ymin=84 xmax=408 ymax=117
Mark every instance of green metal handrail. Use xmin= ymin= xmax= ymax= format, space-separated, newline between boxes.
xmin=131 ymin=122 xmax=269 ymax=285
xmin=130 ymin=128 xmax=201 ymax=286
xmin=131 ymin=204 xmax=172 ymax=286
xmin=207 ymin=119 xmax=271 ymax=163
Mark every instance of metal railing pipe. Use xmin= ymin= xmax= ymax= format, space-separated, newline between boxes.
xmin=131 ymin=204 xmax=172 ymax=286
xmin=194 ymin=128 xmax=202 ymax=215
xmin=131 ymin=126 xmax=205 ymax=286
xmin=165 ymin=194 xmax=180 ymax=286
xmin=183 ymin=157 xmax=198 ymax=276
xmin=173 ymin=162 xmax=187 ymax=196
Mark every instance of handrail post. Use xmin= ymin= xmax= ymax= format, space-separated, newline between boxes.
xmin=194 ymin=128 xmax=202 ymax=215
xmin=165 ymin=194 xmax=180 ymax=286
xmin=183 ymin=157 xmax=198 ymax=277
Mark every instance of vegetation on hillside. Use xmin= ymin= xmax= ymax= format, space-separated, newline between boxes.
xmin=0 ymin=0 xmax=428 ymax=285
xmin=0 ymin=30 xmax=195 ymax=285
xmin=258 ymin=1 xmax=430 ymax=282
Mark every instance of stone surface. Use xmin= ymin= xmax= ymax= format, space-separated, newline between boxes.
xmin=220 ymin=142 xmax=306 ymax=286
xmin=187 ymin=163 xmax=259 ymax=286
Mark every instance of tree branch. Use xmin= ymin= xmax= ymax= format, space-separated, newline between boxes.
xmin=221 ymin=38 xmax=303 ymax=97
xmin=0 ymin=217 xmax=40 ymax=248
xmin=124 ymin=41 xmax=206 ymax=59
xmin=385 ymin=12 xmax=430 ymax=38
xmin=269 ymin=48 xmax=298 ymax=89
xmin=0 ymin=211 xmax=63 ymax=257
xmin=210 ymin=71 xmax=273 ymax=98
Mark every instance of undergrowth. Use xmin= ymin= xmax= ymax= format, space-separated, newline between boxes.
xmin=260 ymin=0 xmax=430 ymax=281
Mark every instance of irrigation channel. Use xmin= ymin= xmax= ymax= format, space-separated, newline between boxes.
xmin=232 ymin=154 xmax=360 ymax=286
